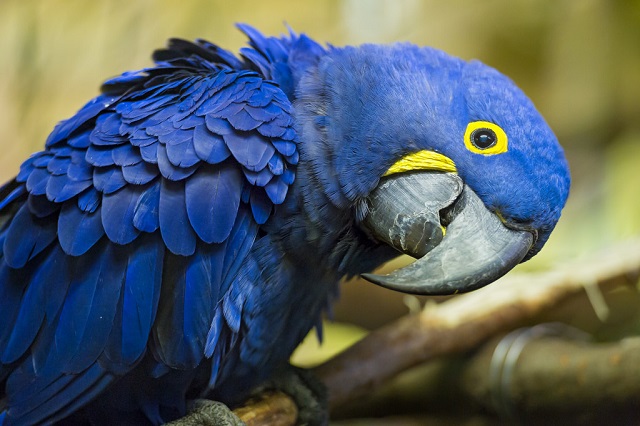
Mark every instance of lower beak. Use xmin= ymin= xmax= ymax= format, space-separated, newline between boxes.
xmin=360 ymin=172 xmax=533 ymax=295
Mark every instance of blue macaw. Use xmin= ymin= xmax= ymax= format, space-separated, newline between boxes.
xmin=0 ymin=25 xmax=570 ymax=425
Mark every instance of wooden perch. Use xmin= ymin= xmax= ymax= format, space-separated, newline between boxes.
xmin=460 ymin=333 xmax=640 ymax=420
xmin=329 ymin=330 xmax=640 ymax=424
xmin=234 ymin=238 xmax=640 ymax=425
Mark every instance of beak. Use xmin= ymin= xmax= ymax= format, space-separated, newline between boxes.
xmin=360 ymin=172 xmax=534 ymax=295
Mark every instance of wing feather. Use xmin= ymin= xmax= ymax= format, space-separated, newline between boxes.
xmin=1 ymin=33 xmax=301 ymax=424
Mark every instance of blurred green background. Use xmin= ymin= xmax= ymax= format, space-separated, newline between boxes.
xmin=0 ymin=0 xmax=639 ymax=362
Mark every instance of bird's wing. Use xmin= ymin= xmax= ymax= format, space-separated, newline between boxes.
xmin=0 ymin=40 xmax=297 ymax=424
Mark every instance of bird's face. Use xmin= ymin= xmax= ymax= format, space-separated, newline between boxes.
xmin=295 ymin=43 xmax=570 ymax=294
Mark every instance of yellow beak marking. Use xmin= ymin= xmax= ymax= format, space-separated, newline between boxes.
xmin=383 ymin=150 xmax=457 ymax=177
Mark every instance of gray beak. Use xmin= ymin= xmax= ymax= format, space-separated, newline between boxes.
xmin=361 ymin=172 xmax=533 ymax=295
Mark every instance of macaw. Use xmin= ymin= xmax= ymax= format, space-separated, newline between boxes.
xmin=0 ymin=24 xmax=570 ymax=425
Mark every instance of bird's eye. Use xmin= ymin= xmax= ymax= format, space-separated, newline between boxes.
xmin=471 ymin=128 xmax=496 ymax=149
xmin=464 ymin=121 xmax=508 ymax=155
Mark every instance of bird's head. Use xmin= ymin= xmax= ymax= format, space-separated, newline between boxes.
xmin=295 ymin=42 xmax=570 ymax=295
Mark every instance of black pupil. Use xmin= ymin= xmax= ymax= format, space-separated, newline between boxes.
xmin=471 ymin=128 xmax=497 ymax=149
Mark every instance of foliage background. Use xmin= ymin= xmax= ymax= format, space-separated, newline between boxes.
xmin=0 ymin=0 xmax=639 ymax=366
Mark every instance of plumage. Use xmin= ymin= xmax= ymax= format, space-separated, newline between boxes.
xmin=223 ymin=131 xmax=275 ymax=172
xmin=0 ymin=23 xmax=570 ymax=426
xmin=76 ymin=187 xmax=100 ymax=213
xmin=193 ymin=124 xmax=232 ymax=164
xmin=159 ymin=179 xmax=197 ymax=256
xmin=3 ymin=204 xmax=57 ymax=269
xmin=1 ymin=244 xmax=69 ymax=364
xmin=185 ymin=164 xmax=243 ymax=244
xmin=58 ymin=202 xmax=104 ymax=256
xmin=92 ymin=167 xmax=127 ymax=194
xmin=105 ymin=233 xmax=164 ymax=367
xmin=133 ymin=180 xmax=161 ymax=232
xmin=45 ymin=174 xmax=92 ymax=203
xmin=101 ymin=185 xmax=143 ymax=245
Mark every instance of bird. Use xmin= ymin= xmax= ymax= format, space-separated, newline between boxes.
xmin=0 ymin=24 xmax=570 ymax=425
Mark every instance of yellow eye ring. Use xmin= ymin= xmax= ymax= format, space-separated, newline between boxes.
xmin=464 ymin=121 xmax=508 ymax=155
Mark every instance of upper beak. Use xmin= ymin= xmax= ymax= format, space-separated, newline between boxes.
xmin=360 ymin=172 xmax=534 ymax=295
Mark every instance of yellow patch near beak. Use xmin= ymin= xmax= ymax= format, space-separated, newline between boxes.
xmin=383 ymin=150 xmax=457 ymax=177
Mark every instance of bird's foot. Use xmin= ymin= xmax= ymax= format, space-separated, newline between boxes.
xmin=252 ymin=366 xmax=328 ymax=426
xmin=165 ymin=399 xmax=245 ymax=426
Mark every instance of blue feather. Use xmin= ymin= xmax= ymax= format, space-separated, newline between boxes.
xmin=58 ymin=202 xmax=104 ymax=256
xmin=156 ymin=144 xmax=198 ymax=181
xmin=130 ymin=129 xmax=156 ymax=148
xmin=46 ymin=156 xmax=70 ymax=176
xmin=264 ymin=176 xmax=288 ymax=204
xmin=66 ymin=158 xmax=93 ymax=182
xmin=0 ymin=185 xmax=26 ymax=211
xmin=35 ymin=364 xmax=113 ymax=425
xmin=111 ymin=144 xmax=142 ymax=167
xmin=146 ymin=120 xmax=179 ymax=138
xmin=227 ymin=108 xmax=261 ymax=131
xmin=281 ymin=168 xmax=295 ymax=185
xmin=93 ymin=167 xmax=127 ymax=194
xmin=223 ymin=131 xmax=274 ymax=172
xmin=247 ymin=86 xmax=276 ymax=108
xmin=183 ymin=244 xmax=225 ymax=360
xmin=55 ymin=240 xmax=126 ymax=373
xmin=209 ymin=102 xmax=244 ymax=120
xmin=0 ymin=262 xmax=27 ymax=351
xmin=3 ymin=204 xmax=57 ymax=268
xmin=285 ymin=150 xmax=299 ymax=166
xmin=101 ymin=185 xmax=143 ymax=245
xmin=157 ymin=129 xmax=192 ymax=146
xmin=222 ymin=289 xmax=244 ymax=334
xmin=267 ymin=153 xmax=284 ymax=175
xmin=159 ymin=179 xmax=196 ymax=256
xmin=185 ymin=164 xmax=242 ymax=244
xmin=174 ymin=114 xmax=202 ymax=130
xmin=89 ymin=113 xmax=127 ymax=146
xmin=105 ymin=233 xmax=164 ymax=367
xmin=220 ymin=207 xmax=258 ymax=289
xmin=271 ymin=139 xmax=297 ymax=157
xmin=7 ymin=359 xmax=113 ymax=425
xmin=196 ymin=38 xmax=245 ymax=69
xmin=133 ymin=180 xmax=161 ymax=233
xmin=244 ymin=103 xmax=282 ymax=122
xmin=204 ymin=116 xmax=234 ymax=135
xmin=66 ymin=130 xmax=92 ymax=149
xmin=166 ymin=140 xmax=199 ymax=168
xmin=76 ymin=187 xmax=100 ymax=213
xmin=280 ymin=127 xmax=296 ymax=141
xmin=249 ymin=188 xmax=272 ymax=225
xmin=25 ymin=167 xmax=50 ymax=196
xmin=139 ymin=142 xmax=159 ymax=163
xmin=193 ymin=124 xmax=231 ymax=164
xmin=256 ymin=120 xmax=287 ymax=139
xmin=122 ymin=161 xmax=158 ymax=185
xmin=85 ymin=145 xmax=115 ymax=167
xmin=152 ymin=254 xmax=188 ymax=368
xmin=239 ymin=47 xmax=272 ymax=78
xmin=45 ymin=95 xmax=118 ymax=147
xmin=45 ymin=174 xmax=92 ymax=203
xmin=204 ymin=309 xmax=224 ymax=360
xmin=16 ymin=157 xmax=36 ymax=183
xmin=1 ymin=244 xmax=70 ymax=364
xmin=196 ymin=87 xmax=237 ymax=117
xmin=32 ymin=153 xmax=54 ymax=168
xmin=242 ymin=166 xmax=274 ymax=187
